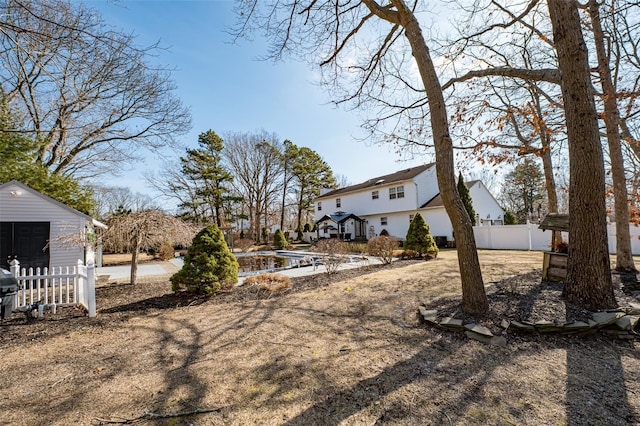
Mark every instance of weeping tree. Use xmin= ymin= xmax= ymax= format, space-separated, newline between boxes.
xmin=103 ymin=210 xmax=197 ymax=285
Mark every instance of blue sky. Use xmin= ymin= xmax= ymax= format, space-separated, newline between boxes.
xmin=86 ymin=0 xmax=427 ymax=201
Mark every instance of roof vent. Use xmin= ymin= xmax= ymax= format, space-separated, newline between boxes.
xmin=375 ymin=179 xmax=385 ymax=185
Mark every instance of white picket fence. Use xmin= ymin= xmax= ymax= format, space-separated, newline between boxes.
xmin=8 ymin=259 xmax=96 ymax=318
xmin=473 ymin=222 xmax=640 ymax=255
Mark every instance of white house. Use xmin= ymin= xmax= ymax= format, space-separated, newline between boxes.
xmin=313 ymin=164 xmax=504 ymax=244
xmin=0 ymin=180 xmax=107 ymax=270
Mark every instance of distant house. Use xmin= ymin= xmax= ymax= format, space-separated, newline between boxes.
xmin=313 ymin=164 xmax=504 ymax=243
xmin=0 ymin=180 xmax=107 ymax=270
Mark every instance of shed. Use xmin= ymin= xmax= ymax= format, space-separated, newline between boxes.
xmin=0 ymin=180 xmax=107 ymax=270
xmin=538 ymin=213 xmax=569 ymax=232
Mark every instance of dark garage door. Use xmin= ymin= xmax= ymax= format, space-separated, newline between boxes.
xmin=0 ymin=222 xmax=50 ymax=270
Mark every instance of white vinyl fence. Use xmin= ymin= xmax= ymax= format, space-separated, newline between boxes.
xmin=9 ymin=259 xmax=96 ymax=317
xmin=473 ymin=222 xmax=640 ymax=255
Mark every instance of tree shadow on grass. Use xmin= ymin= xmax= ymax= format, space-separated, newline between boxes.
xmin=99 ymin=293 xmax=208 ymax=314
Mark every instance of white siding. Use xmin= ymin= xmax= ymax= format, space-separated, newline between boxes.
xmin=314 ymin=180 xmax=420 ymax=221
xmin=413 ymin=167 xmax=439 ymax=207
xmin=0 ymin=182 xmax=86 ymax=269
xmin=360 ymin=211 xmax=411 ymax=239
xmin=312 ymin=169 xmax=502 ymax=245
xmin=469 ymin=182 xmax=504 ymax=224
xmin=359 ymin=208 xmax=455 ymax=241
xmin=422 ymin=209 xmax=455 ymax=240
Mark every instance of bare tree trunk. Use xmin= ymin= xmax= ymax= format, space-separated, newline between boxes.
xmin=130 ymin=234 xmax=141 ymax=286
xmin=532 ymin=87 xmax=563 ymax=249
xmin=396 ymin=3 xmax=488 ymax=314
xmin=589 ymin=0 xmax=637 ymax=272
xmin=547 ymin=0 xmax=616 ymax=310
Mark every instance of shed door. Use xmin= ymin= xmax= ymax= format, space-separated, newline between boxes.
xmin=0 ymin=222 xmax=50 ymax=270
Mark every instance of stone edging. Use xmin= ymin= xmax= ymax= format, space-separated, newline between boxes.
xmin=418 ymin=305 xmax=640 ymax=346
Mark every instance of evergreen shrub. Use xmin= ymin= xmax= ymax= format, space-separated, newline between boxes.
xmin=404 ymin=213 xmax=438 ymax=259
xmin=274 ymin=229 xmax=288 ymax=249
xmin=171 ymin=224 xmax=238 ymax=295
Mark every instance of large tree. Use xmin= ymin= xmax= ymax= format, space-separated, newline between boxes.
xmin=180 ymin=130 xmax=234 ymax=226
xmin=235 ymin=0 xmax=489 ymax=314
xmin=279 ymin=140 xmax=298 ymax=230
xmin=0 ymin=0 xmax=191 ymax=178
xmin=547 ymin=0 xmax=615 ymax=309
xmin=289 ymin=146 xmax=336 ymax=234
xmin=587 ymin=0 xmax=636 ymax=272
xmin=0 ymin=92 xmax=95 ymax=213
xmin=500 ymin=158 xmax=546 ymax=224
xmin=224 ymin=131 xmax=283 ymax=242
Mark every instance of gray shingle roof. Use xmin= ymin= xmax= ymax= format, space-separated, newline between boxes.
xmin=317 ymin=163 xmax=435 ymax=199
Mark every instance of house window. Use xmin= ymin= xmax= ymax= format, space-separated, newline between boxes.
xmin=409 ymin=214 xmax=414 ymax=223
xmin=389 ymin=185 xmax=405 ymax=199
xmin=317 ymin=202 xmax=322 ymax=211
xmin=381 ymin=217 xmax=388 ymax=226
xmin=372 ymin=190 xmax=379 ymax=200
xmin=336 ymin=198 xmax=341 ymax=208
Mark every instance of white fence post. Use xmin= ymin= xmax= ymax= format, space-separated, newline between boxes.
xmin=86 ymin=261 xmax=96 ymax=317
xmin=9 ymin=259 xmax=19 ymax=309
xmin=76 ymin=260 xmax=85 ymax=311
xmin=9 ymin=258 xmax=19 ymax=277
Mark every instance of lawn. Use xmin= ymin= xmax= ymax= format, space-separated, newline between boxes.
xmin=0 ymin=250 xmax=638 ymax=425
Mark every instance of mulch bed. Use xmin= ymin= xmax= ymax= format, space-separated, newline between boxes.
xmin=1 ymin=260 xmax=638 ymax=349
xmin=424 ymin=270 xmax=640 ymax=337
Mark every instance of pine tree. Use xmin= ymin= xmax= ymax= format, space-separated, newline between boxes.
xmin=171 ymin=224 xmax=238 ymax=294
xmin=500 ymin=158 xmax=546 ymax=223
xmin=180 ymin=130 xmax=234 ymax=226
xmin=289 ymin=146 xmax=336 ymax=233
xmin=404 ymin=213 xmax=438 ymax=258
xmin=457 ymin=172 xmax=477 ymax=226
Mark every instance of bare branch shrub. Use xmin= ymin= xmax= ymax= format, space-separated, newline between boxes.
xmin=313 ymin=239 xmax=349 ymax=275
xmin=367 ymin=236 xmax=399 ymax=265
xmin=156 ymin=243 xmax=176 ymax=261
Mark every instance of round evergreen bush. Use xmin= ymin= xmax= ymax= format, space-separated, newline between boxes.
xmin=274 ymin=229 xmax=288 ymax=249
xmin=404 ymin=213 xmax=438 ymax=258
xmin=170 ymin=224 xmax=238 ymax=295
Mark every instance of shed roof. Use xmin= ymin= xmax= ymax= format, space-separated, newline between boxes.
xmin=538 ymin=213 xmax=569 ymax=232
xmin=0 ymin=180 xmax=107 ymax=229
xmin=316 ymin=163 xmax=435 ymax=200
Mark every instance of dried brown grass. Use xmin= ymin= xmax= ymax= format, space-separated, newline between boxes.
xmin=244 ymin=273 xmax=292 ymax=292
xmin=0 ymin=250 xmax=638 ymax=426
